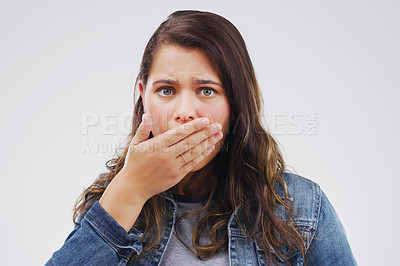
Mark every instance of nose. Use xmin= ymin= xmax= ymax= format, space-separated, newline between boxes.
xmin=174 ymin=90 xmax=197 ymax=124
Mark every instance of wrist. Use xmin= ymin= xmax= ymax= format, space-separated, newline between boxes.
xmin=98 ymin=172 xmax=147 ymax=232
xmin=115 ymin=169 xmax=150 ymax=205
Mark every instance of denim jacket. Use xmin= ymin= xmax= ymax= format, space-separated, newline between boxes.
xmin=46 ymin=173 xmax=357 ymax=265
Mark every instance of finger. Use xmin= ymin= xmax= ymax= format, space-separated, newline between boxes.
xmin=157 ymin=117 xmax=210 ymax=147
xmin=172 ymin=123 xmax=222 ymax=156
xmin=178 ymin=145 xmax=216 ymax=175
xmin=178 ymin=131 xmax=223 ymax=164
xmin=132 ymin=114 xmax=152 ymax=146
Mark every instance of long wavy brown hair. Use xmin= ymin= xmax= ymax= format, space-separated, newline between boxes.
xmin=73 ymin=10 xmax=306 ymax=264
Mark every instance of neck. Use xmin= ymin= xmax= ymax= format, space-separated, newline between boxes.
xmin=171 ymin=168 xmax=210 ymax=196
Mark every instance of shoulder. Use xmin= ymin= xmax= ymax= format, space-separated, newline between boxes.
xmin=280 ymin=173 xmax=357 ymax=263
xmin=281 ymin=172 xmax=321 ymax=197
xmin=278 ymin=172 xmax=322 ymax=231
xmin=277 ymin=172 xmax=322 ymax=207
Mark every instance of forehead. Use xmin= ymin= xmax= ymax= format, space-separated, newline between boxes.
xmin=149 ymin=45 xmax=221 ymax=82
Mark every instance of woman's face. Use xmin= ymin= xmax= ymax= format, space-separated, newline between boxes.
xmin=139 ymin=44 xmax=230 ymax=171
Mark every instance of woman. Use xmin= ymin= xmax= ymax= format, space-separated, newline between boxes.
xmin=47 ymin=10 xmax=356 ymax=265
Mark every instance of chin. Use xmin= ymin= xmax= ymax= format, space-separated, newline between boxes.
xmin=192 ymin=160 xmax=209 ymax=172
xmin=192 ymin=147 xmax=220 ymax=171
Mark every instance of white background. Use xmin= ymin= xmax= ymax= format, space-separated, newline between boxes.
xmin=1 ymin=1 xmax=399 ymax=265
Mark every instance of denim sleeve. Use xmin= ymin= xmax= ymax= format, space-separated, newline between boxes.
xmin=45 ymin=201 xmax=143 ymax=265
xmin=305 ymin=189 xmax=357 ymax=265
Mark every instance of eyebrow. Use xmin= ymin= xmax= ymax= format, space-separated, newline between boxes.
xmin=152 ymin=78 xmax=223 ymax=87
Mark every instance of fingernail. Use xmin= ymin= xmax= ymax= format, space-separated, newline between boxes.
xmin=214 ymin=132 xmax=223 ymax=140
xmin=201 ymin=118 xmax=210 ymax=126
xmin=143 ymin=114 xmax=150 ymax=125
xmin=212 ymin=123 xmax=222 ymax=133
xmin=207 ymin=145 xmax=215 ymax=152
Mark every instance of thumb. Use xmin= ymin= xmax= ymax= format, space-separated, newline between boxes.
xmin=132 ymin=113 xmax=152 ymax=145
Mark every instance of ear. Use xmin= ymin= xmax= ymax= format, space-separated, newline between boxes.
xmin=138 ymin=79 xmax=146 ymax=113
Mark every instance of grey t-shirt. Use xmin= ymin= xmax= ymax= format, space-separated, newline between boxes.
xmin=160 ymin=195 xmax=229 ymax=265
